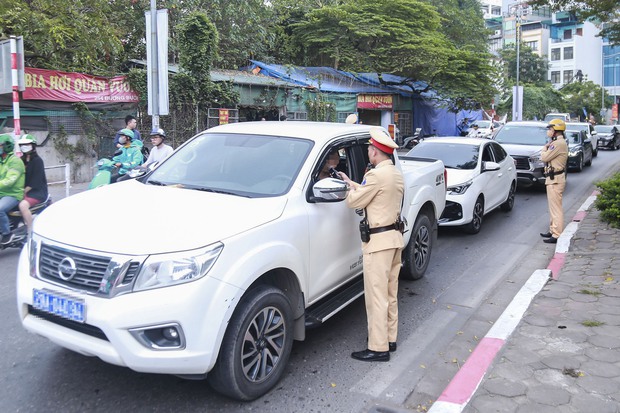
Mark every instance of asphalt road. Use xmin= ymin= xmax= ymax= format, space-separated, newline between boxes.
xmin=1 ymin=148 xmax=619 ymax=413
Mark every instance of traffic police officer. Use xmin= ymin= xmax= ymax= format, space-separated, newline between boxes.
xmin=540 ymin=119 xmax=568 ymax=244
xmin=339 ymin=127 xmax=404 ymax=362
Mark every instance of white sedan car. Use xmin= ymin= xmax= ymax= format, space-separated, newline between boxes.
xmin=407 ymin=137 xmax=517 ymax=234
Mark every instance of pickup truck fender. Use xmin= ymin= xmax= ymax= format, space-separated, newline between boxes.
xmin=402 ymin=184 xmax=441 ymax=243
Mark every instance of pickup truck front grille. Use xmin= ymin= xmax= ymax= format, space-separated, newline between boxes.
xmin=39 ymin=243 xmax=140 ymax=293
xmin=512 ymin=155 xmax=530 ymax=170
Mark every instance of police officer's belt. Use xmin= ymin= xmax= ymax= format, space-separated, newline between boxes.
xmin=544 ymin=169 xmax=564 ymax=177
xmin=369 ymin=224 xmax=399 ymax=234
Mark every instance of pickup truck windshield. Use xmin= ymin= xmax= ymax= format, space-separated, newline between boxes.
xmin=409 ymin=142 xmax=479 ymax=170
xmin=494 ymin=125 xmax=547 ymax=145
xmin=147 ymin=133 xmax=313 ymax=197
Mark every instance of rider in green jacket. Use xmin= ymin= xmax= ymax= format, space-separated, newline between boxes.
xmin=0 ymin=134 xmax=26 ymax=244
xmin=111 ymin=128 xmax=144 ymax=183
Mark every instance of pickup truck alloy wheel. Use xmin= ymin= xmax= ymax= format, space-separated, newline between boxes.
xmin=401 ymin=214 xmax=432 ymax=280
xmin=208 ymin=285 xmax=293 ymax=400
xmin=464 ymin=196 xmax=484 ymax=234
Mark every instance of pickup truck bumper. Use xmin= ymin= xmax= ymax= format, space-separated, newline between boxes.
xmin=16 ymin=245 xmax=242 ymax=375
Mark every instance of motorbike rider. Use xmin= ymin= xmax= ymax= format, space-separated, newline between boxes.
xmin=143 ymin=128 xmax=173 ymax=166
xmin=111 ymin=128 xmax=143 ymax=183
xmin=467 ymin=123 xmax=482 ymax=137
xmin=0 ymin=134 xmax=25 ymax=244
xmin=17 ymin=134 xmax=48 ymax=230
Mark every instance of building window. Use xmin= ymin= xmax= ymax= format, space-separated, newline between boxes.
xmin=286 ymin=111 xmax=308 ymax=121
xmin=525 ymin=41 xmax=539 ymax=51
xmin=563 ymin=70 xmax=573 ymax=84
xmin=564 ymin=47 xmax=573 ymax=60
xmin=337 ymin=112 xmax=356 ymax=123
xmin=551 ymin=48 xmax=561 ymax=61
xmin=551 ymin=71 xmax=561 ymax=83
xmin=576 ymin=28 xmax=583 ymax=36
xmin=563 ymin=29 xmax=572 ymax=40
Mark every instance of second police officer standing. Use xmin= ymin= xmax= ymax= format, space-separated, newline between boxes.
xmin=540 ymin=118 xmax=568 ymax=244
xmin=339 ymin=127 xmax=404 ymax=362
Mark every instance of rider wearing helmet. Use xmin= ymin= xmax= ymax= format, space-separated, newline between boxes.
xmin=0 ymin=134 xmax=26 ymax=244
xmin=143 ymin=128 xmax=173 ymax=166
xmin=540 ymin=118 xmax=568 ymax=244
xmin=17 ymin=134 xmax=48 ymax=230
xmin=467 ymin=123 xmax=481 ymax=137
xmin=113 ymin=115 xmax=142 ymax=148
xmin=111 ymin=128 xmax=143 ymax=183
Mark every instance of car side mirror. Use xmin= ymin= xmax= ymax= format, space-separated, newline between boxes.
xmin=591 ymin=131 xmax=597 ymax=135
xmin=483 ymin=161 xmax=500 ymax=172
xmin=312 ymin=178 xmax=348 ymax=202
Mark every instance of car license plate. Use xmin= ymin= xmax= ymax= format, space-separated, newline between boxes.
xmin=32 ymin=289 xmax=85 ymax=323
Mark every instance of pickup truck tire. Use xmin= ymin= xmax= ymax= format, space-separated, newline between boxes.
xmin=464 ymin=196 xmax=484 ymax=234
xmin=208 ymin=285 xmax=293 ymax=401
xmin=400 ymin=214 xmax=432 ymax=280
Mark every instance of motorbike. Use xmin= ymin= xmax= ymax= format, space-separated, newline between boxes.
xmin=401 ymin=128 xmax=423 ymax=149
xmin=88 ymin=157 xmax=158 ymax=189
xmin=1 ymin=195 xmax=53 ymax=250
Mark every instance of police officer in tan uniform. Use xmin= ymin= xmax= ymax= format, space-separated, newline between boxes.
xmin=339 ymin=127 xmax=404 ymax=362
xmin=540 ymin=119 xmax=568 ymax=244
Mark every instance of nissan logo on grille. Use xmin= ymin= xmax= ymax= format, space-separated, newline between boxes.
xmin=58 ymin=257 xmax=78 ymax=281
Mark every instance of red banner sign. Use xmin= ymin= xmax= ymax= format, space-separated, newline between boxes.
xmin=612 ymin=104 xmax=618 ymax=121
xmin=23 ymin=68 xmax=139 ymax=103
xmin=357 ymin=94 xmax=393 ymax=110
xmin=219 ymin=109 xmax=229 ymax=125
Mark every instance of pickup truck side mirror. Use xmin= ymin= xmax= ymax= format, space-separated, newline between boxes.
xmin=483 ymin=161 xmax=500 ymax=172
xmin=312 ymin=178 xmax=348 ymax=202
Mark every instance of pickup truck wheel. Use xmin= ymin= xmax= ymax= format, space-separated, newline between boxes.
xmin=400 ymin=214 xmax=432 ymax=280
xmin=464 ymin=196 xmax=484 ymax=234
xmin=208 ymin=286 xmax=293 ymax=401
xmin=500 ymin=182 xmax=516 ymax=212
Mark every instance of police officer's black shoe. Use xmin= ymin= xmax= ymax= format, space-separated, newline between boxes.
xmin=540 ymin=232 xmax=552 ymax=238
xmin=351 ymin=349 xmax=390 ymax=362
xmin=543 ymin=237 xmax=558 ymax=244
xmin=389 ymin=342 xmax=397 ymax=352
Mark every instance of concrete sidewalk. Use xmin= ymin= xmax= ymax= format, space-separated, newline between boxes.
xmin=461 ymin=206 xmax=620 ymax=412
xmin=420 ymin=198 xmax=620 ymax=413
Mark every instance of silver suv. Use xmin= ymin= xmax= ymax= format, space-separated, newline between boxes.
xmin=493 ymin=121 xmax=549 ymax=189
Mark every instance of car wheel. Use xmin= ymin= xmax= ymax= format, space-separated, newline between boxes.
xmin=593 ymin=146 xmax=598 ymax=157
xmin=400 ymin=213 xmax=433 ymax=281
xmin=463 ymin=196 xmax=484 ymax=234
xmin=500 ymin=182 xmax=516 ymax=212
xmin=208 ymin=285 xmax=293 ymax=401
xmin=575 ymin=154 xmax=584 ymax=172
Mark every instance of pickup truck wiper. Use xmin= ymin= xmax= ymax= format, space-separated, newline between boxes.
xmin=193 ymin=187 xmax=250 ymax=197
xmin=148 ymin=180 xmax=168 ymax=186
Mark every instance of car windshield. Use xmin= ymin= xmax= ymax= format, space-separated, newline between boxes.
xmin=146 ymin=132 xmax=313 ymax=197
xmin=565 ymin=131 xmax=582 ymax=144
xmin=594 ymin=125 xmax=614 ymax=133
xmin=544 ymin=114 xmax=567 ymax=122
xmin=566 ymin=123 xmax=588 ymax=133
xmin=407 ymin=142 xmax=479 ymax=170
xmin=474 ymin=121 xmax=491 ymax=128
xmin=494 ymin=124 xmax=547 ymax=145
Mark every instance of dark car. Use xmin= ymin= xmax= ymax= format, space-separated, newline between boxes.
xmin=593 ymin=125 xmax=620 ymax=150
xmin=493 ymin=121 xmax=548 ymax=189
xmin=565 ymin=129 xmax=593 ymax=172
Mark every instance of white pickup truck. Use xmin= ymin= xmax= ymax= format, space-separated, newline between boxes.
xmin=16 ymin=122 xmax=445 ymax=400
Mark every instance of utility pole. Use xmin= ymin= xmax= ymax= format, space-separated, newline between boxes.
xmin=150 ymin=0 xmax=159 ymax=131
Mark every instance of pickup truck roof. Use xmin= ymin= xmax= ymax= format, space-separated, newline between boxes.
xmin=207 ymin=121 xmax=375 ymax=147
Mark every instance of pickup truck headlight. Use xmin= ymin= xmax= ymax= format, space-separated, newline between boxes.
xmin=447 ymin=180 xmax=472 ymax=195
xmin=133 ymin=242 xmax=224 ymax=292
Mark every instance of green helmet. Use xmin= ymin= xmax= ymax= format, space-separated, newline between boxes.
xmin=17 ymin=134 xmax=37 ymax=146
xmin=119 ymin=128 xmax=135 ymax=140
xmin=0 ymin=134 xmax=15 ymax=153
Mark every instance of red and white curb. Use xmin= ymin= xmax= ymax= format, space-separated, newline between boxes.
xmin=427 ymin=191 xmax=599 ymax=413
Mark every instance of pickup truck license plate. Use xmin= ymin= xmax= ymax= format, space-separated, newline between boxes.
xmin=32 ymin=289 xmax=85 ymax=323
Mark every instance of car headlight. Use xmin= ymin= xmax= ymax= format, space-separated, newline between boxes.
xmin=133 ymin=242 xmax=224 ymax=292
xmin=569 ymin=149 xmax=579 ymax=157
xmin=447 ymin=180 xmax=473 ymax=195
xmin=529 ymin=155 xmax=544 ymax=169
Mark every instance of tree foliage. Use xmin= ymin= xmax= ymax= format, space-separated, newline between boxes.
xmin=497 ymin=83 xmax=563 ymax=120
xmin=288 ymin=0 xmax=495 ymax=109
xmin=561 ymin=80 xmax=612 ymax=122
xmin=498 ymin=45 xmax=550 ymax=86
xmin=0 ymin=0 xmax=130 ymax=75
xmin=528 ymin=0 xmax=620 ymax=45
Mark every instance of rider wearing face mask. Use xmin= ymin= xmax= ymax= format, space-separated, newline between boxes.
xmin=17 ymin=134 xmax=48 ymax=231
xmin=111 ymin=128 xmax=144 ymax=183
xmin=0 ymin=134 xmax=25 ymax=244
